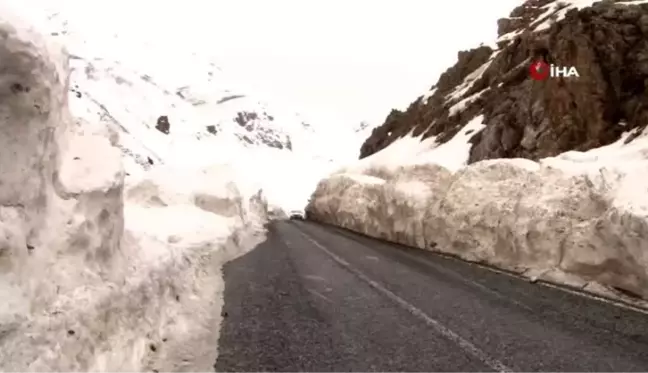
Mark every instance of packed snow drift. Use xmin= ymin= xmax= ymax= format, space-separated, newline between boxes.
xmin=308 ymin=118 xmax=648 ymax=304
xmin=0 ymin=6 xmax=270 ymax=371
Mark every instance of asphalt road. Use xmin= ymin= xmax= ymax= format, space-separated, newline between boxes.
xmin=214 ymin=220 xmax=648 ymax=372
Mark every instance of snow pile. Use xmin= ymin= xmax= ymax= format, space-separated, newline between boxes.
xmin=0 ymin=10 xmax=267 ymax=371
xmin=308 ymin=115 xmax=648 ymax=303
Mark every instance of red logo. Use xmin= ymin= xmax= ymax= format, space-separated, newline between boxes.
xmin=529 ymin=61 xmax=550 ymax=81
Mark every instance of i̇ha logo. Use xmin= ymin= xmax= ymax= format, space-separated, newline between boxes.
xmin=529 ymin=61 xmax=580 ymax=81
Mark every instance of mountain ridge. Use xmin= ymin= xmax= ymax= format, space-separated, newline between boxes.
xmin=24 ymin=1 xmax=342 ymax=177
xmin=360 ymin=0 xmax=648 ymax=164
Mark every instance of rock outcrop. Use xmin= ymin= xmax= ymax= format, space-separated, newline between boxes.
xmin=156 ymin=115 xmax=171 ymax=134
xmin=233 ymin=109 xmax=293 ymax=150
xmin=360 ymin=0 xmax=648 ymax=163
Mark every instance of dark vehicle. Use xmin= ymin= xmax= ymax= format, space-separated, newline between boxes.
xmin=289 ymin=211 xmax=304 ymax=220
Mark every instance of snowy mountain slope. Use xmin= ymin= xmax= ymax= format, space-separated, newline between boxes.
xmin=66 ymin=46 xmax=324 ymax=170
xmin=307 ymin=0 xmax=648 ymax=306
xmin=67 ymin=56 xmax=305 ymax=171
xmin=13 ymin=0 xmax=353 ymax=213
xmin=16 ymin=0 xmax=340 ymax=178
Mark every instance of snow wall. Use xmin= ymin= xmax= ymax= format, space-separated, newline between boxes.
xmin=307 ymin=150 xmax=648 ymax=305
xmin=0 ymin=10 xmax=267 ymax=371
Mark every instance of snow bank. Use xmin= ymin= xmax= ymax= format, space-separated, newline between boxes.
xmin=308 ymin=122 xmax=648 ymax=303
xmin=0 ymin=9 xmax=267 ymax=371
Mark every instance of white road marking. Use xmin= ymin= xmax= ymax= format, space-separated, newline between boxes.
xmin=444 ymin=256 xmax=648 ymax=316
xmin=307 ymin=288 xmax=333 ymax=303
xmin=307 ymin=222 xmax=648 ymax=316
xmin=319 ymin=226 xmax=533 ymax=312
xmin=540 ymin=281 xmax=648 ymax=316
xmin=391 ymin=248 xmax=534 ymax=312
xmin=295 ymin=229 xmax=512 ymax=373
xmin=304 ymin=275 xmax=327 ymax=282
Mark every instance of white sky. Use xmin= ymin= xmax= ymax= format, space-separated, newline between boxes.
xmin=200 ymin=0 xmax=522 ymax=126
xmin=17 ymin=0 xmax=521 ymax=127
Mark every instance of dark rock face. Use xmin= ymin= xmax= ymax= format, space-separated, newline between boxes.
xmin=231 ymin=110 xmax=293 ymax=150
xmin=155 ymin=115 xmax=170 ymax=135
xmin=498 ymin=0 xmax=557 ymax=37
xmin=235 ymin=111 xmax=259 ymax=127
xmin=360 ymin=0 xmax=648 ymax=164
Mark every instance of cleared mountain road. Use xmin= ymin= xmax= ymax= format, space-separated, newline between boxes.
xmin=215 ymin=220 xmax=648 ymax=372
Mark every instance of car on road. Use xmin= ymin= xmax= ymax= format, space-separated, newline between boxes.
xmin=289 ymin=211 xmax=304 ymax=220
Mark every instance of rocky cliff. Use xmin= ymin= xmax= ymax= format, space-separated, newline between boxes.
xmin=360 ymin=0 xmax=648 ymax=163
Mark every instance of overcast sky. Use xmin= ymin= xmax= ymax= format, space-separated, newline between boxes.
xmin=201 ymin=0 xmax=521 ymax=126
xmin=23 ymin=0 xmax=521 ymax=127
